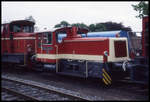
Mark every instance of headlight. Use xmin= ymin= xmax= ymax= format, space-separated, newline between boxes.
xmin=104 ymin=51 xmax=108 ymax=56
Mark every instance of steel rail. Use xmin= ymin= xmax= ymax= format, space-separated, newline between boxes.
xmin=2 ymin=87 xmax=39 ymax=101
xmin=2 ymin=76 xmax=90 ymax=101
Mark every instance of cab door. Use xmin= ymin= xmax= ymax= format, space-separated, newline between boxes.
xmin=2 ymin=24 xmax=9 ymax=53
xmin=36 ymin=32 xmax=56 ymax=63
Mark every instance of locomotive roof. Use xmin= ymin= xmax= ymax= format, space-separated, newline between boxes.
xmin=36 ymin=26 xmax=76 ymax=33
xmin=35 ymin=28 xmax=58 ymax=33
xmin=2 ymin=20 xmax=35 ymax=25
xmin=35 ymin=26 xmax=89 ymax=34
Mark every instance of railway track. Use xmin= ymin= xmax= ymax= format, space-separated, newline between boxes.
xmin=114 ymin=79 xmax=149 ymax=93
xmin=2 ymin=75 xmax=98 ymax=101
xmin=2 ymin=68 xmax=148 ymax=101
xmin=2 ymin=87 xmax=37 ymax=101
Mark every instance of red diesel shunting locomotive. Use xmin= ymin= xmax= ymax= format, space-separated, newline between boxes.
xmin=1 ymin=20 xmax=36 ymax=68
xmin=33 ymin=26 xmax=130 ymax=85
xmin=1 ymin=17 xmax=148 ymax=85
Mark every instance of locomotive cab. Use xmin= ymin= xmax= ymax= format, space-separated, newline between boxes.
xmin=9 ymin=20 xmax=34 ymax=33
xmin=1 ymin=20 xmax=35 ymax=68
xmin=34 ymin=27 xmax=88 ymax=71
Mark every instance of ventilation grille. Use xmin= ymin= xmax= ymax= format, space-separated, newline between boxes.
xmin=114 ymin=41 xmax=127 ymax=57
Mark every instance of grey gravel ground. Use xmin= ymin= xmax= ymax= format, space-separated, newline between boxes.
xmin=2 ymin=68 xmax=149 ymax=101
xmin=2 ymin=79 xmax=79 ymax=101
xmin=2 ymin=91 xmax=25 ymax=101
xmin=2 ymin=75 xmax=102 ymax=101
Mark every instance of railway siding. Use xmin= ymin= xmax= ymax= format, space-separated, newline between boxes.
xmin=2 ymin=75 xmax=102 ymax=101
xmin=2 ymin=89 xmax=26 ymax=101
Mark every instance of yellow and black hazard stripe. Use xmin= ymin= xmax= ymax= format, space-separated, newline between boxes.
xmin=102 ymin=68 xmax=112 ymax=85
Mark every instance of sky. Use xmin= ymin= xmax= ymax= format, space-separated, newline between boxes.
xmin=2 ymin=1 xmax=143 ymax=33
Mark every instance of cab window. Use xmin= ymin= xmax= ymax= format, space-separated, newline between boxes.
xmin=10 ymin=24 xmax=34 ymax=33
xmin=22 ymin=25 xmax=34 ymax=33
xmin=1 ymin=25 xmax=4 ymax=33
xmin=43 ymin=32 xmax=52 ymax=44
xmin=13 ymin=25 xmax=21 ymax=32
xmin=58 ymin=33 xmax=67 ymax=43
xmin=2 ymin=25 xmax=8 ymax=35
xmin=56 ymin=33 xmax=67 ymax=43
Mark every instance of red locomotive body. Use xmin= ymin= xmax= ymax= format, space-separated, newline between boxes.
xmin=142 ymin=16 xmax=149 ymax=57
xmin=1 ymin=18 xmax=148 ymax=85
xmin=34 ymin=27 xmax=130 ymax=85
xmin=1 ymin=20 xmax=36 ymax=67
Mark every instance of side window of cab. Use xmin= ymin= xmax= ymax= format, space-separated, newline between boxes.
xmin=43 ymin=32 xmax=52 ymax=44
xmin=2 ymin=25 xmax=8 ymax=35
xmin=1 ymin=25 xmax=4 ymax=34
xmin=55 ymin=32 xmax=67 ymax=43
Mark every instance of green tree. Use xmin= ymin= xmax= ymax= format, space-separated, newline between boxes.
xmin=88 ymin=24 xmax=95 ymax=32
xmin=54 ymin=21 xmax=70 ymax=28
xmin=132 ymin=1 xmax=149 ymax=18
xmin=88 ymin=22 xmax=132 ymax=32
xmin=71 ymin=23 xmax=88 ymax=29
xmin=54 ymin=21 xmax=132 ymax=32
xmin=54 ymin=24 xmax=61 ymax=28
xmin=60 ymin=21 xmax=70 ymax=27
xmin=95 ymin=23 xmax=106 ymax=32
xmin=101 ymin=22 xmax=132 ymax=31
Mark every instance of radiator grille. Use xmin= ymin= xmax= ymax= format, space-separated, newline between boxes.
xmin=114 ymin=41 xmax=127 ymax=57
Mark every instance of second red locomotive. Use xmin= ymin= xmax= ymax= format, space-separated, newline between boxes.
xmin=33 ymin=26 xmax=130 ymax=85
